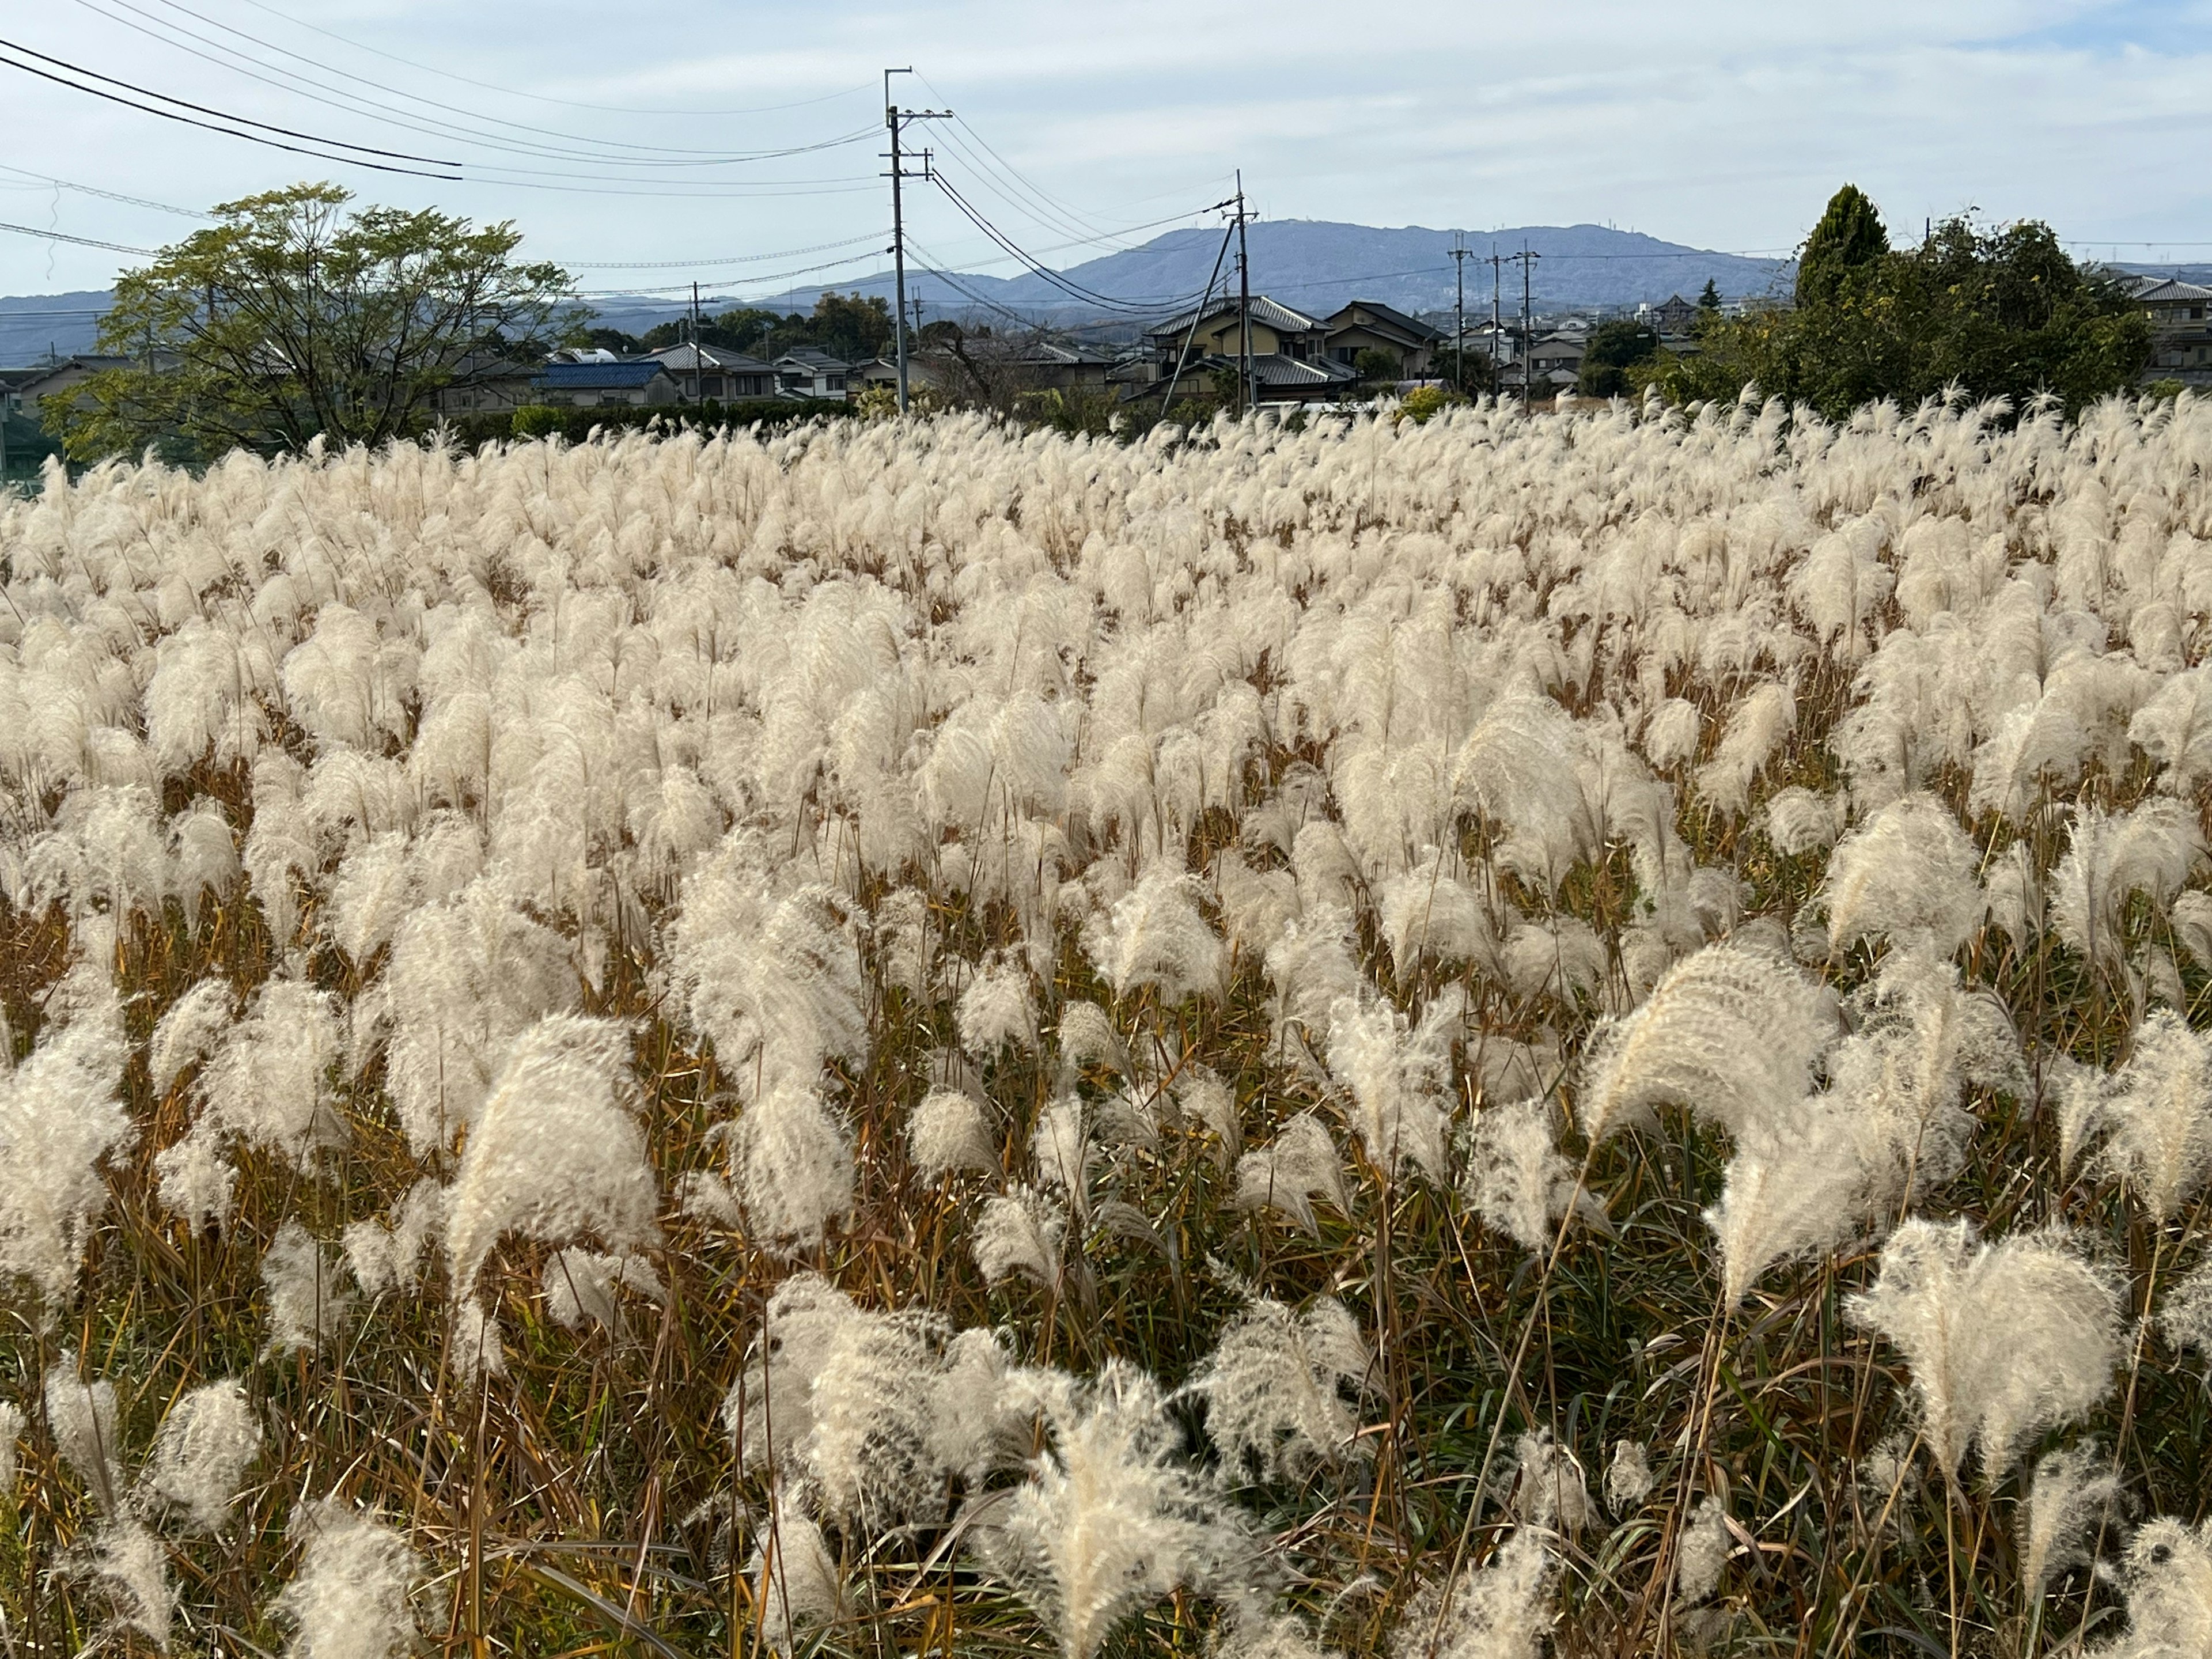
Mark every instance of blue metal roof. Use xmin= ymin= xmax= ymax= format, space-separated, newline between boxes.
xmin=534 ymin=361 xmax=669 ymax=389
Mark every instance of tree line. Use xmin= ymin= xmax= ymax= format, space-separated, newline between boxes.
xmin=26 ymin=181 xmax=2167 ymax=466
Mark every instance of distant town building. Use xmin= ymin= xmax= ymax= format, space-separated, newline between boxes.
xmin=1651 ymin=293 xmax=1700 ymax=334
xmin=2135 ymin=277 xmax=2212 ymax=382
xmin=645 ymin=342 xmax=778 ymax=401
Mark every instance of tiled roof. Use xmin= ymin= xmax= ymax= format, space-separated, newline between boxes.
xmin=2137 ymin=278 xmax=2212 ymax=304
xmin=535 ymin=361 xmax=671 ymax=389
xmin=1150 ymin=295 xmax=1320 ymax=340
xmin=648 ymin=343 xmax=777 ymax=373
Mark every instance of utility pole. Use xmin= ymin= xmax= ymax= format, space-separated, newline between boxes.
xmin=1508 ymin=245 xmax=1540 ymax=406
xmin=689 ymin=280 xmax=702 ymax=397
xmin=884 ymin=68 xmax=950 ymax=414
xmin=1449 ymin=235 xmax=1469 ymax=396
xmin=1489 ymin=250 xmax=1503 ymax=396
xmin=1234 ymin=172 xmax=1252 ymax=416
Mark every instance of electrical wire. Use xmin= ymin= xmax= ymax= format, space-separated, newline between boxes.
xmin=127 ymin=0 xmax=846 ymax=159
xmin=0 ymin=35 xmax=459 ymax=168
xmin=560 ymin=232 xmax=889 ymax=271
xmin=0 ymin=220 xmax=154 ymax=255
xmin=228 ymin=0 xmax=873 ymax=119
xmin=930 ymin=172 xmax=1217 ymax=313
xmin=0 ymin=164 xmax=207 ymax=219
xmin=68 ymin=0 xmax=880 ymax=172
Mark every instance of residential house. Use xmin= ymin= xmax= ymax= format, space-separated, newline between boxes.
xmin=1146 ymin=296 xmax=1328 ymax=362
xmin=1320 ymin=300 xmax=1442 ymax=376
xmin=2135 ymin=278 xmax=2212 ymax=382
xmin=10 ymin=354 xmax=177 ymax=420
xmin=1525 ymin=332 xmax=1587 ymax=392
xmin=433 ymin=353 xmax=543 ymax=416
xmin=1013 ymin=340 xmax=1118 ymax=392
xmin=774 ymin=349 xmax=854 ymax=399
xmin=646 ymin=342 xmax=778 ymax=402
xmin=531 ymin=359 xmax=681 ymax=408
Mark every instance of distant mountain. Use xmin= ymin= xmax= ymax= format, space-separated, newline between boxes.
xmin=577 ymin=222 xmax=1796 ymax=339
xmin=0 ymin=291 xmax=115 ymax=365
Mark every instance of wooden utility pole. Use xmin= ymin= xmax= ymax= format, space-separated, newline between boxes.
xmin=884 ymin=68 xmax=950 ymax=414
xmin=1449 ymin=235 xmax=1469 ymax=395
xmin=1508 ymin=245 xmax=1540 ymax=405
xmin=1234 ymin=172 xmax=1252 ymax=416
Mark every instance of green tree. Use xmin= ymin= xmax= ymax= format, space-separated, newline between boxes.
xmin=1353 ymin=347 xmax=1400 ymax=388
xmin=809 ymin=291 xmax=894 ymax=362
xmin=1649 ymin=198 xmax=2149 ymax=420
xmin=1577 ymin=320 xmax=1661 ymax=397
xmin=1698 ymin=278 xmax=1722 ymax=314
xmin=54 ymin=183 xmax=571 ymax=460
xmin=1796 ymin=183 xmax=1890 ymax=309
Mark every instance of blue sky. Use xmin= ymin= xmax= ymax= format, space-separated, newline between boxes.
xmin=1 ymin=0 xmax=2209 ymax=298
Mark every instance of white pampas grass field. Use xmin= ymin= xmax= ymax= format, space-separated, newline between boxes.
xmin=5 ymin=389 xmax=2212 ymax=1654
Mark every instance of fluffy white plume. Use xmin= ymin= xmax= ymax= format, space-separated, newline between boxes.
xmin=1578 ymin=939 xmax=1836 ymax=1142
xmin=1849 ymin=1219 xmax=2120 ymax=1480
xmin=144 ymin=1377 xmax=261 ymax=1533
xmin=2052 ymin=800 xmax=2202 ymax=970
xmin=1511 ymin=1430 xmax=1594 ymax=1535
xmin=2020 ymin=1442 xmax=2123 ymax=1599
xmin=45 ymin=1359 xmax=120 ymax=1509
xmin=199 ymin=978 xmax=346 ymax=1167
xmin=270 ymin=1498 xmax=421 ymax=1659
xmin=1325 ymin=991 xmax=1457 ymax=1182
xmin=958 ymin=954 xmax=1038 ymax=1057
xmin=261 ymin=1221 xmax=351 ymax=1356
xmin=1193 ymin=1296 xmax=1372 ymax=1482
xmin=1083 ymin=867 xmax=1225 ymax=1003
xmin=445 ymin=1014 xmax=659 ymax=1293
xmin=1822 ymin=794 xmax=1983 ymax=957
xmin=908 ymin=1088 xmax=999 ymax=1180
xmin=1604 ymin=1441 xmax=1654 ymax=1514
xmin=1676 ymin=1497 xmax=1730 ymax=1605
xmin=81 ymin=1517 xmax=174 ymax=1650
xmin=0 ymin=1003 xmax=132 ymax=1300
xmin=1465 ymin=1097 xmax=1600 ymax=1254
xmin=1234 ymin=1113 xmax=1351 ymax=1234
xmin=0 ymin=1399 xmax=22 ymax=1495
xmin=974 ymin=1187 xmax=1066 ymax=1289
xmin=749 ymin=1495 xmax=844 ymax=1655
xmin=725 ymin=1079 xmax=853 ymax=1253
xmin=2093 ymin=1517 xmax=2212 ymax=1659
xmin=2068 ymin=1010 xmax=2212 ymax=1221
xmin=978 ymin=1359 xmax=1245 ymax=1659
xmin=342 ymin=1180 xmax=446 ymax=1297
xmin=541 ymin=1247 xmax=664 ymax=1334
xmin=1395 ymin=1528 xmax=1555 ymax=1659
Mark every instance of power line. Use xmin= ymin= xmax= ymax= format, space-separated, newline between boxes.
xmin=0 ymin=164 xmax=206 ymax=219
xmin=0 ymin=55 xmax=459 ymax=181
xmin=0 ymin=220 xmax=154 ymax=255
xmin=559 ymin=232 xmax=888 ymax=271
xmin=123 ymin=0 xmax=844 ymax=161
xmin=227 ymin=0 xmax=874 ymax=119
xmin=931 ymin=172 xmax=1211 ymax=313
xmin=0 ymin=34 xmax=459 ymax=169
xmin=66 ymin=0 xmax=881 ymax=174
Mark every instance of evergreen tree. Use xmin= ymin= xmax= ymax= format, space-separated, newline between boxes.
xmin=1796 ymin=184 xmax=1889 ymax=309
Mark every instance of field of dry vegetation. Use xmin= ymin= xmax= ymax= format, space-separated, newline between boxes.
xmin=6 ymin=392 xmax=2212 ymax=1658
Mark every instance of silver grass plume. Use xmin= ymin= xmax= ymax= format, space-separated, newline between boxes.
xmin=1578 ymin=938 xmax=1836 ymax=1143
xmin=261 ymin=1221 xmax=352 ymax=1357
xmin=749 ymin=1492 xmax=845 ymax=1656
xmin=45 ymin=1359 xmax=120 ymax=1510
xmin=199 ymin=978 xmax=346 ymax=1168
xmin=977 ymin=1358 xmax=1247 ymax=1659
xmin=723 ymin=1272 xmax=861 ymax=1478
xmin=1082 ymin=866 xmax=1225 ymax=1004
xmin=726 ymin=1078 xmax=855 ymax=1254
xmin=2158 ymin=1257 xmax=2212 ymax=1363
xmin=342 ymin=1179 xmax=446 ymax=1298
xmin=1326 ymin=989 xmax=1458 ymax=1183
xmin=1393 ymin=1528 xmax=1554 ymax=1659
xmin=0 ymin=1400 xmax=22 ymax=1495
xmin=2066 ymin=1010 xmax=2212 ymax=1222
xmin=541 ymin=1248 xmax=664 ymax=1335
xmin=802 ymin=1300 xmax=958 ymax=1525
xmin=1676 ymin=1496 xmax=1730 ymax=1605
xmin=1848 ymin=1218 xmax=2120 ymax=1481
xmin=1234 ymin=1114 xmax=1351 ymax=1234
xmin=1604 ymin=1441 xmax=1654 ymax=1514
xmin=270 ymin=1497 xmax=421 ymax=1659
xmin=1821 ymin=793 xmax=1984 ymax=957
xmin=2093 ymin=1516 xmax=2212 ymax=1658
xmin=1510 ymin=1430 xmax=1594 ymax=1535
xmin=1191 ymin=1296 xmax=1372 ymax=1483
xmin=0 ymin=996 xmax=131 ymax=1300
xmin=1465 ymin=1096 xmax=1603 ymax=1255
xmin=974 ymin=1187 xmax=1067 ymax=1290
xmin=78 ymin=1517 xmax=173 ymax=1651
xmin=1704 ymin=1097 xmax=1873 ymax=1304
xmin=445 ymin=1013 xmax=659 ymax=1294
xmin=143 ymin=1377 xmax=260 ymax=1533
xmin=2052 ymin=800 xmax=2203 ymax=971
xmin=2020 ymin=1442 xmax=2123 ymax=1601
xmin=957 ymin=952 xmax=1038 ymax=1057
